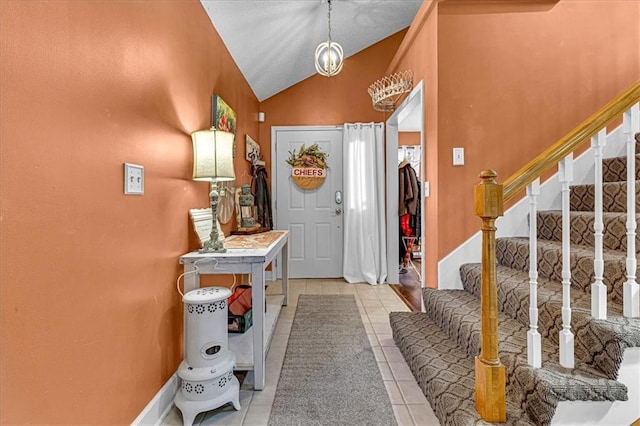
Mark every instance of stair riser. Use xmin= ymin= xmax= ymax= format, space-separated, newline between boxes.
xmin=422 ymin=290 xmax=480 ymax=358
xmin=537 ymin=211 xmax=640 ymax=254
xmin=496 ymin=238 xmax=631 ymax=306
xmin=602 ymin=154 xmax=640 ymax=183
xmin=570 ymin=181 xmax=640 ymax=212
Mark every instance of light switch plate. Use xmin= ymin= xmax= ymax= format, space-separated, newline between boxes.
xmin=453 ymin=147 xmax=464 ymax=166
xmin=124 ymin=163 xmax=144 ymax=195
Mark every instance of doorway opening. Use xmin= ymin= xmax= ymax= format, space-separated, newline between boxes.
xmin=385 ymin=81 xmax=425 ymax=311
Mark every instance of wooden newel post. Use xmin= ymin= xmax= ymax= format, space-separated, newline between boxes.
xmin=473 ymin=169 xmax=506 ymax=422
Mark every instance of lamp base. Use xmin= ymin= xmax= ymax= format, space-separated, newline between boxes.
xmin=200 ymin=239 xmax=225 ymax=253
xmin=199 ymin=181 xmax=226 ymax=253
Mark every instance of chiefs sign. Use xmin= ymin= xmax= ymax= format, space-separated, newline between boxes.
xmin=286 ymin=143 xmax=329 ymax=190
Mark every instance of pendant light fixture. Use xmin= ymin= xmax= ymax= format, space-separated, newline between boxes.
xmin=314 ymin=0 xmax=343 ymax=77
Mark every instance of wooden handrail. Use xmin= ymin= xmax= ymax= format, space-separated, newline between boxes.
xmin=473 ymin=82 xmax=639 ymax=422
xmin=503 ymin=81 xmax=640 ymax=202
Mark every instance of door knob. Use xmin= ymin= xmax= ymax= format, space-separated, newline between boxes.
xmin=335 ymin=208 xmax=342 ymax=215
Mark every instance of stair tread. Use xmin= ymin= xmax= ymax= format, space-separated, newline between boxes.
xmin=390 ymin=311 xmax=534 ymax=425
xmin=500 ymin=236 xmax=629 ymax=263
xmin=497 ymin=258 xmax=628 ymax=316
xmin=537 ymin=210 xmax=639 ymax=253
xmin=540 ymin=209 xmax=638 ymax=218
xmin=497 ymin=236 xmax=630 ymax=305
xmin=422 ymin=288 xmax=626 ymax=392
xmin=461 ymin=262 xmax=640 ymax=336
xmin=421 ymin=288 xmax=630 ymax=425
xmin=570 ymin=180 xmax=640 ymax=213
xmin=602 ymin=153 xmax=640 ymax=183
xmin=460 ymin=263 xmax=640 ymax=379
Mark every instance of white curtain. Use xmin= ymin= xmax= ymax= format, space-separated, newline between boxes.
xmin=342 ymin=123 xmax=387 ymax=285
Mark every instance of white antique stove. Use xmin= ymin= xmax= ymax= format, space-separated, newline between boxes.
xmin=174 ymin=287 xmax=240 ymax=425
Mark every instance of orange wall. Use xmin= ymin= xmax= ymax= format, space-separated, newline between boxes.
xmin=392 ymin=0 xmax=640 ymax=286
xmin=0 ymin=1 xmax=259 ymax=424
xmin=399 ymin=132 xmax=421 ymax=146
xmin=389 ymin=0 xmax=440 ymax=286
xmin=258 ymin=30 xmax=407 ymax=166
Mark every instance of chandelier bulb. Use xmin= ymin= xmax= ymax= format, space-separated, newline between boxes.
xmin=314 ymin=0 xmax=343 ymax=77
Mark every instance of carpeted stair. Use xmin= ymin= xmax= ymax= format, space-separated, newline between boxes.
xmin=390 ymin=137 xmax=640 ymax=425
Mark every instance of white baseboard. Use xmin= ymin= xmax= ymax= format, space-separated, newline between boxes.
xmin=437 ymin=231 xmax=481 ymax=289
xmin=132 ymin=373 xmax=179 ymax=426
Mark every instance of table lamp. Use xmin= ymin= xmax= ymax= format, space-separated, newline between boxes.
xmin=191 ymin=128 xmax=235 ymax=253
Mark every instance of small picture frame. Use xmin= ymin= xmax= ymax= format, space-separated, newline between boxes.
xmin=246 ymin=135 xmax=260 ymax=164
xmin=189 ymin=208 xmax=225 ymax=248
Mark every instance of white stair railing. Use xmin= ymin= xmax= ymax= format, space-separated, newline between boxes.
xmin=481 ymin=83 xmax=639 ymax=422
xmin=525 ymin=103 xmax=640 ymax=363
xmin=559 ymin=154 xmax=575 ymax=368
xmin=591 ymin=129 xmax=607 ymax=319
xmin=527 ymin=178 xmax=541 ymax=368
xmin=623 ymin=102 xmax=639 ymax=318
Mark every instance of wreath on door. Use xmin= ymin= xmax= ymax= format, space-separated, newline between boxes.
xmin=286 ymin=143 xmax=329 ymax=190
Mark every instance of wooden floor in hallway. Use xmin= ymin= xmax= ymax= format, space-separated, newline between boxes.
xmin=391 ymin=260 xmax=422 ymax=312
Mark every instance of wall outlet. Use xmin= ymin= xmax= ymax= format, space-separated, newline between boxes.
xmin=423 ymin=181 xmax=430 ymax=197
xmin=124 ymin=163 xmax=144 ymax=195
xmin=453 ymin=147 xmax=464 ymax=166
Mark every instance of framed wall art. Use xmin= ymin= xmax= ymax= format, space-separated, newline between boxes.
xmin=246 ymin=134 xmax=260 ymax=164
xmin=212 ymin=94 xmax=237 ymax=135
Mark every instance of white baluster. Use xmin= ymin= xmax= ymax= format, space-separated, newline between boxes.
xmin=591 ymin=129 xmax=607 ymax=319
xmin=559 ymin=154 xmax=574 ymax=368
xmin=527 ymin=178 xmax=541 ymax=368
xmin=623 ymin=103 xmax=639 ymax=318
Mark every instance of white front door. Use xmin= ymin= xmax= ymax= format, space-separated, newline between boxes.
xmin=273 ymin=127 xmax=344 ymax=278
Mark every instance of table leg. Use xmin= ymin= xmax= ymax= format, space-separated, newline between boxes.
xmin=252 ymin=262 xmax=266 ymax=390
xmin=183 ymin=263 xmax=200 ymax=293
xmin=282 ymin=239 xmax=289 ymax=306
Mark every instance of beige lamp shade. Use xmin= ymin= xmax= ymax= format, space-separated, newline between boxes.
xmin=191 ymin=129 xmax=236 ymax=182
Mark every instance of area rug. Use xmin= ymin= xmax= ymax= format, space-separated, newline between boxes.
xmin=268 ymin=294 xmax=397 ymax=426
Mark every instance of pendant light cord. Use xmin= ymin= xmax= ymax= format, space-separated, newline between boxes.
xmin=327 ymin=0 xmax=333 ymax=42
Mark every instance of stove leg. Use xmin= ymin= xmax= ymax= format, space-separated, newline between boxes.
xmin=175 ymin=404 xmax=197 ymax=426
xmin=230 ymin=376 xmax=241 ymax=410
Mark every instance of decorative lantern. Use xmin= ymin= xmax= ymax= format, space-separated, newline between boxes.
xmin=239 ymin=185 xmax=256 ymax=229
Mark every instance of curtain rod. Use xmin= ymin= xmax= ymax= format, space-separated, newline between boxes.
xmin=344 ymin=122 xmax=383 ymax=128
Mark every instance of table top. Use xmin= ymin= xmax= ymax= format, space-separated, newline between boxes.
xmin=180 ymin=230 xmax=288 ymax=263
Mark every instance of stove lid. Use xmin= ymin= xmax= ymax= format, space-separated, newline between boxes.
xmin=184 ymin=286 xmax=232 ymax=304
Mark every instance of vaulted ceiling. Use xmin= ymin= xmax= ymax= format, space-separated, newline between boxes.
xmin=201 ymin=0 xmax=422 ymax=101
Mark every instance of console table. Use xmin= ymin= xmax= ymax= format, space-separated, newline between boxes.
xmin=180 ymin=230 xmax=289 ymax=390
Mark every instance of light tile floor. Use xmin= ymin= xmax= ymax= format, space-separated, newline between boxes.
xmin=161 ymin=279 xmax=439 ymax=426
